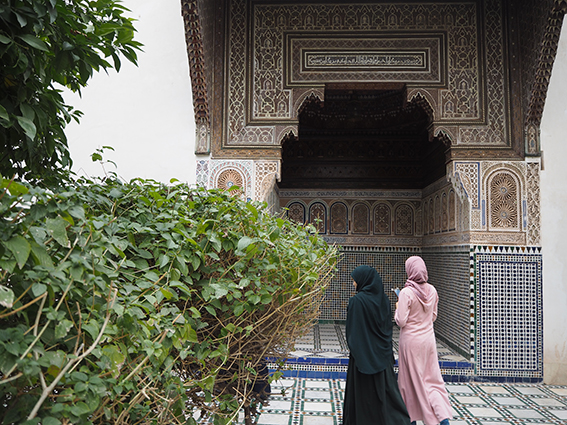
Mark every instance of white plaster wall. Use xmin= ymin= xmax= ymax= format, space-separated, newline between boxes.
xmin=64 ymin=0 xmax=197 ymax=184
xmin=541 ymin=21 xmax=567 ymax=385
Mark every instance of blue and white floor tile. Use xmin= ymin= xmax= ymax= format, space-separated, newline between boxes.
xmin=248 ymin=379 xmax=567 ymax=425
xmin=196 ymin=323 xmax=567 ymax=424
xmin=273 ymin=323 xmax=471 ymax=380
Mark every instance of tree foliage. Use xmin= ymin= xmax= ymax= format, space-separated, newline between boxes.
xmin=0 ymin=0 xmax=141 ymax=185
xmin=0 ymin=176 xmax=337 ymax=424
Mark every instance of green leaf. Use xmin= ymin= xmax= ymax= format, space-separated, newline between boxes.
xmin=55 ymin=320 xmax=73 ymax=339
xmin=31 ymin=283 xmax=47 ymax=297
xmin=83 ymin=321 xmax=100 ymax=340
xmin=0 ymin=285 xmax=15 ymax=308
xmin=159 ymin=254 xmax=169 ymax=268
xmin=233 ymin=304 xmax=244 ymax=316
xmin=41 ymin=417 xmax=61 ymax=425
xmin=14 ymin=12 xmax=27 ymax=27
xmin=246 ymin=202 xmax=259 ymax=220
xmin=102 ymin=345 xmax=126 ymax=377
xmin=46 ymin=217 xmax=69 ymax=247
xmin=70 ymin=401 xmax=91 ymax=416
xmin=2 ymin=235 xmax=31 ymax=269
xmin=17 ymin=34 xmax=49 ymax=51
xmin=0 ymin=260 xmax=16 ymax=273
xmin=75 ymin=382 xmax=88 ymax=393
xmin=30 ymin=242 xmax=54 ymax=268
xmin=20 ymin=103 xmax=35 ymax=121
xmin=186 ymin=325 xmax=198 ymax=343
xmin=211 ymin=283 xmax=228 ymax=298
xmin=71 ymin=371 xmax=89 ymax=382
xmin=0 ymin=34 xmax=11 ymax=44
xmin=237 ymin=236 xmax=254 ymax=251
xmin=109 ymin=188 xmax=123 ymax=198
xmin=68 ymin=206 xmax=85 ymax=220
xmin=6 ymin=180 xmax=28 ymax=196
xmin=15 ymin=116 xmax=37 ymax=140
xmin=0 ymin=104 xmax=9 ymax=121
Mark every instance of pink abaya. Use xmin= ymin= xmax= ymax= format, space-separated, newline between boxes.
xmin=394 ymin=256 xmax=453 ymax=425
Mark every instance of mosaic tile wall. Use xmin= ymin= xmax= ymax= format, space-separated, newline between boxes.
xmin=423 ymin=247 xmax=472 ymax=359
xmin=319 ymin=245 xmax=544 ymax=380
xmin=320 ymin=247 xmax=420 ymax=321
xmin=322 ymin=247 xmax=472 ymax=359
xmin=473 ymin=246 xmax=543 ymax=379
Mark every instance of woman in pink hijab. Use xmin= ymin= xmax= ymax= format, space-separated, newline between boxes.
xmin=394 ymin=256 xmax=453 ymax=425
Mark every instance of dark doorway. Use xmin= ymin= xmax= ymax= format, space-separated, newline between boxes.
xmin=279 ymin=83 xmax=447 ymax=190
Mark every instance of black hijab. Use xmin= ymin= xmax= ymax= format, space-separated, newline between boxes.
xmin=346 ymin=265 xmax=393 ymax=374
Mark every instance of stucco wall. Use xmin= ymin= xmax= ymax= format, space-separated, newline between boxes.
xmin=541 ymin=21 xmax=567 ymax=385
xmin=64 ymin=0 xmax=198 ymax=184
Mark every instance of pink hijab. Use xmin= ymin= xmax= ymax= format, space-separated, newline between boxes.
xmin=404 ymin=256 xmax=434 ymax=302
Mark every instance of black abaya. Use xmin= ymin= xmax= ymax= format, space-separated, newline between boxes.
xmin=342 ymin=356 xmax=410 ymax=425
xmin=342 ymin=265 xmax=411 ymax=425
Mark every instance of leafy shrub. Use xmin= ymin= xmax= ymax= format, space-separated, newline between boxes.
xmin=0 ymin=176 xmax=337 ymax=424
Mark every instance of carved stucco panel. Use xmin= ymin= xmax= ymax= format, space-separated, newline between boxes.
xmin=487 ymin=171 xmax=521 ymax=231
xmin=287 ymin=201 xmax=307 ymax=224
xmin=448 ymin=190 xmax=456 ymax=231
xmin=466 ymin=161 xmax=531 ymax=244
xmin=469 ymin=231 xmax=526 ymax=245
xmin=352 ymin=203 xmax=370 ymax=234
xmin=374 ymin=203 xmax=391 ymax=235
xmin=309 ymin=202 xmax=327 ymax=233
xmin=453 ymin=162 xmax=480 ymax=209
xmin=526 ymin=161 xmax=541 ymax=245
xmin=330 ymin=202 xmax=348 ymax=234
xmin=395 ymin=203 xmax=414 ymax=236
xmin=196 ymin=160 xmax=209 ymax=188
xmin=253 ymin=160 xmax=280 ymax=202
xmin=226 ymin=0 xmax=509 ymax=148
xmin=209 ymin=160 xmax=253 ymax=199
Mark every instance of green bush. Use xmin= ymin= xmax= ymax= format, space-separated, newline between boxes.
xmin=0 ymin=176 xmax=337 ymax=424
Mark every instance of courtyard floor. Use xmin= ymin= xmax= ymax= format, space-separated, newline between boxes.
xmin=198 ymin=323 xmax=567 ymax=424
xmin=251 ymin=378 xmax=567 ymax=425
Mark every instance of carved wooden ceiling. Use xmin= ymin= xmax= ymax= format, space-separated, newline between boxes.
xmin=279 ymin=84 xmax=447 ymax=189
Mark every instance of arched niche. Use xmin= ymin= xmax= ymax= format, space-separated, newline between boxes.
xmin=279 ymin=83 xmax=447 ymax=190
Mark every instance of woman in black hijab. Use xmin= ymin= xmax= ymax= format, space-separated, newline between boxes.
xmin=342 ymin=265 xmax=411 ymax=425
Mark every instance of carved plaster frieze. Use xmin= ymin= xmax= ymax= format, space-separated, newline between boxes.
xmin=469 ymin=231 xmax=526 ymax=245
xmin=224 ymin=0 xmax=510 ymax=152
xmin=526 ymin=161 xmax=541 ymax=246
xmin=322 ymin=235 xmax=422 ymax=247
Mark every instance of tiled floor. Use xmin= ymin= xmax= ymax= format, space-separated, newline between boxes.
xmin=273 ymin=323 xmax=471 ymax=380
xmin=290 ymin=323 xmax=468 ymax=362
xmin=196 ymin=323 xmax=567 ymax=424
xmin=196 ymin=379 xmax=567 ymax=424
xmin=248 ymin=379 xmax=567 ymax=425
